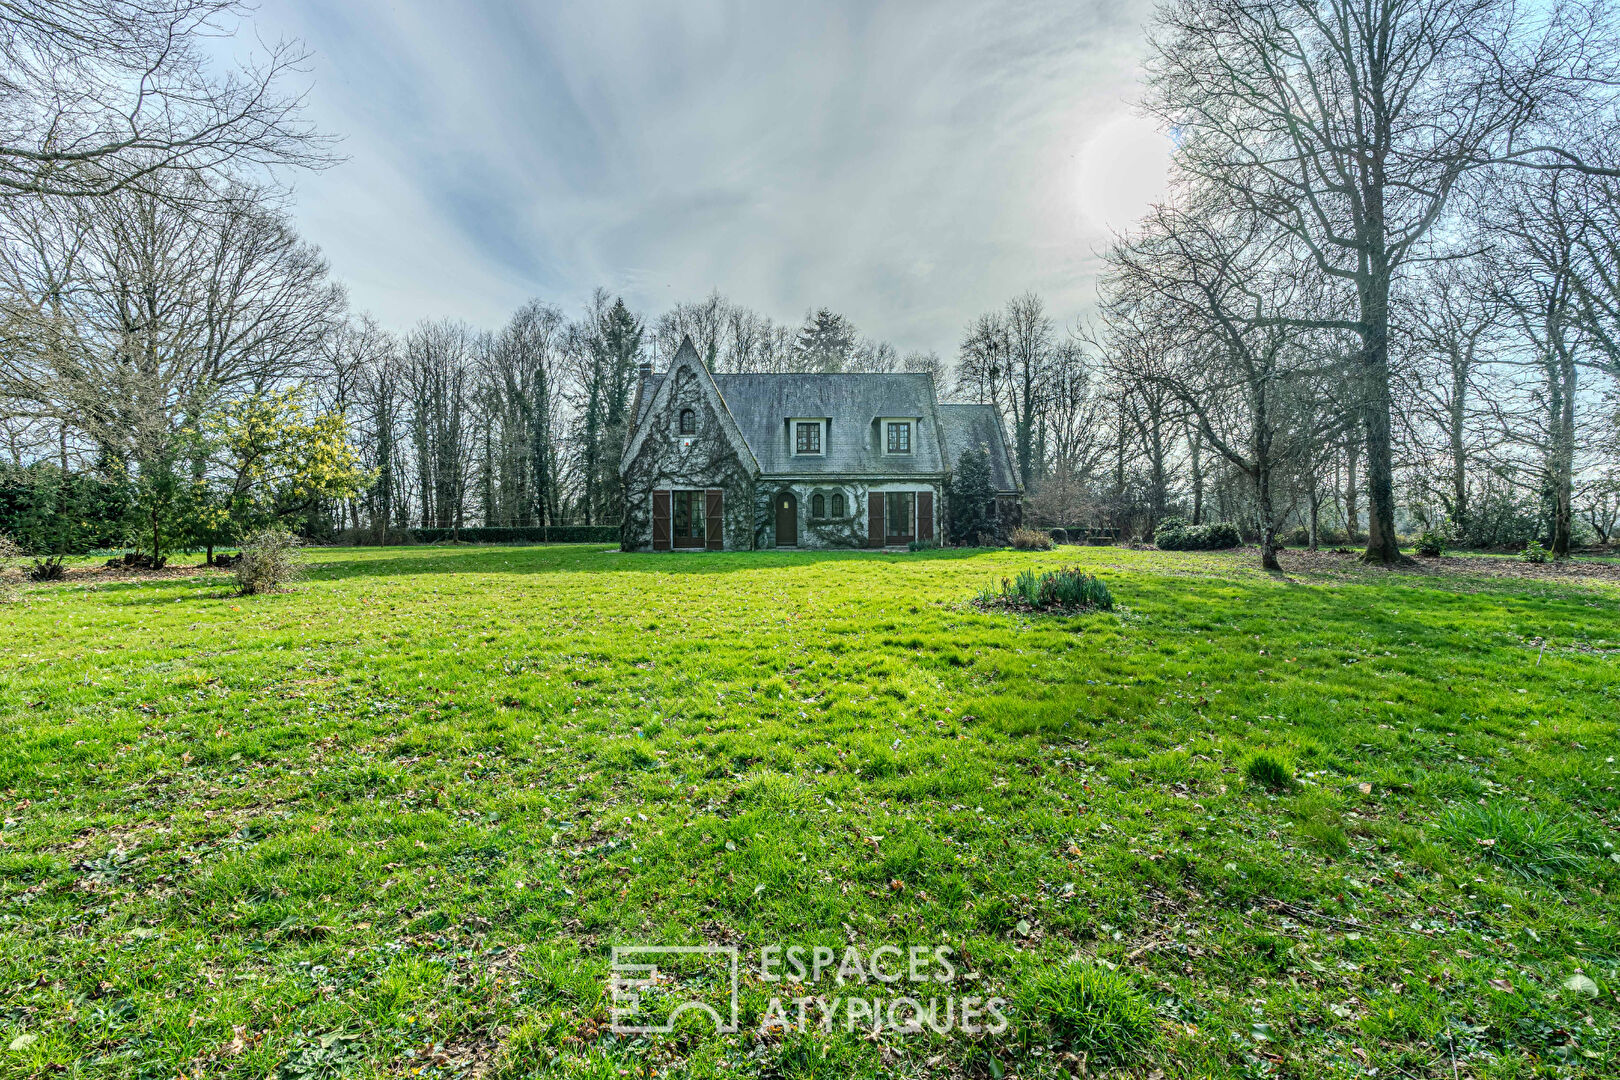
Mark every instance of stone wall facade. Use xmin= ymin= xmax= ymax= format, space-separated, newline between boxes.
xmin=621 ymin=366 xmax=756 ymax=551
xmin=754 ymin=478 xmax=944 ymax=549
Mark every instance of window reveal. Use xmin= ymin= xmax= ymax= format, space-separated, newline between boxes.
xmin=885 ymin=492 xmax=914 ymax=538
xmin=671 ymin=490 xmax=706 ymax=543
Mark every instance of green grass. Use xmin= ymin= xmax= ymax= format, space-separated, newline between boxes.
xmin=2 ymin=544 xmax=1619 ymax=1078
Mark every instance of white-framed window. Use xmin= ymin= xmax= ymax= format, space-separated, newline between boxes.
xmin=790 ymin=418 xmax=826 ymax=455
xmin=885 ymin=420 xmax=912 ymax=454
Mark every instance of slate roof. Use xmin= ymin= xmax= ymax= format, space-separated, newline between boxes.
xmin=937 ymin=403 xmax=1019 ymax=492
xmin=629 ymin=361 xmax=1019 ymax=490
xmin=711 ymin=372 xmax=943 ymax=477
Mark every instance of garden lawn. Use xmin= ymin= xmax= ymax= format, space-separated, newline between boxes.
xmin=1 ymin=544 xmax=1618 ymax=1079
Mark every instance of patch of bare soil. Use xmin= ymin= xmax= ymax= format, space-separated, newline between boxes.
xmin=63 ymin=561 xmax=230 ymax=585
xmin=1277 ymin=547 xmax=1620 ymax=584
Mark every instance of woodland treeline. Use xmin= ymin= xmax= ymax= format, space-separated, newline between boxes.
xmin=2 ymin=0 xmax=1620 ymax=567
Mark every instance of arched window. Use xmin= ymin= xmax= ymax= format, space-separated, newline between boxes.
xmin=812 ymin=493 xmax=825 ymax=518
xmin=831 ymin=492 xmax=845 ymax=517
xmin=679 ymin=408 xmax=695 ymax=435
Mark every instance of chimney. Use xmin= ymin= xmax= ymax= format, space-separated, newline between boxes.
xmin=638 ymin=360 xmax=653 ymax=379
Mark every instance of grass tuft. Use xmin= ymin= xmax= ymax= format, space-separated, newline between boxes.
xmin=1014 ymin=964 xmax=1158 ymax=1063
xmin=1441 ymin=802 xmax=1585 ymax=880
xmin=1244 ymin=751 xmax=1295 ymax=792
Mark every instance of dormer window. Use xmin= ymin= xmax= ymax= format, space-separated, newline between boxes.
xmin=886 ymin=421 xmax=912 ymax=454
xmin=679 ymin=408 xmax=696 ymax=435
xmin=793 ymin=420 xmax=824 ymax=455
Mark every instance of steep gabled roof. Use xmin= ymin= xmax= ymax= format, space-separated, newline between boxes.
xmin=937 ymin=403 xmax=1020 ymax=492
xmin=619 ymin=336 xmax=760 ymax=476
xmin=622 ymin=352 xmax=1019 ymax=487
xmin=712 ymin=372 xmax=945 ymax=476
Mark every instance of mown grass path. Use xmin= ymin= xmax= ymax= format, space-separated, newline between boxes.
xmin=1 ymin=545 xmax=1617 ymax=1078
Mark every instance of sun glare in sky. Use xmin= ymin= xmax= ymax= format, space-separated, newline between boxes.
xmin=1074 ymin=113 xmax=1174 ymax=234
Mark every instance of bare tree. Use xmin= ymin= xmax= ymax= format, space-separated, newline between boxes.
xmin=1485 ymin=167 xmax=1604 ymax=556
xmin=1105 ymin=203 xmax=1341 ymax=569
xmin=0 ymin=173 xmax=342 ymax=475
xmin=0 ymin=1 xmax=336 ymax=201
xmin=404 ymin=320 xmax=475 ymax=531
xmin=957 ymin=292 xmax=1053 ymax=489
xmin=1403 ymin=258 xmax=1503 ymax=535
xmin=1144 ymin=0 xmax=1616 ymax=563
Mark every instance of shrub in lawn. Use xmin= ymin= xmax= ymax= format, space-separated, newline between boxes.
xmin=907 ymin=538 xmax=941 ymax=551
xmin=1014 ymin=964 xmax=1157 ymax=1064
xmin=1154 ymin=518 xmax=1241 ymax=550
xmin=976 ymin=567 xmax=1114 ymax=613
xmin=1245 ymin=751 xmax=1295 ymax=792
xmin=1010 ymin=526 xmax=1054 ymax=551
xmin=0 ymin=532 xmax=22 ymax=600
xmin=1050 ymin=527 xmax=1068 ymax=545
xmin=1415 ymin=526 xmax=1446 ymax=557
xmin=28 ymin=554 xmax=66 ymax=580
xmin=236 ymin=527 xmax=303 ymax=595
xmin=1518 ymin=542 xmax=1549 ymax=563
xmin=1442 ymin=802 xmax=1583 ymax=879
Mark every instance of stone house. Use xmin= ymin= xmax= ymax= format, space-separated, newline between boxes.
xmin=620 ymin=336 xmax=1020 ymax=551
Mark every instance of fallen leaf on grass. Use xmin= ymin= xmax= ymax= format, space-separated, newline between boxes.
xmin=1563 ymin=973 xmax=1599 ymax=998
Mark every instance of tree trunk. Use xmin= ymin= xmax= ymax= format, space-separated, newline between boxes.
xmin=1257 ymin=469 xmax=1281 ymax=572
xmin=1308 ymin=486 xmax=1320 ymax=552
xmin=1352 ymin=222 xmax=1405 ymax=564
xmin=1449 ymin=362 xmax=1469 ymax=532
xmin=1550 ymin=345 xmax=1577 ymax=558
xmin=1189 ymin=427 xmax=1204 ymax=525
xmin=1358 ymin=298 xmax=1401 ymax=562
xmin=1343 ymin=440 xmax=1360 ymax=544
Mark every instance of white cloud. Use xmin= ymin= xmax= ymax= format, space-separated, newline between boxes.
xmin=252 ymin=0 xmax=1158 ymax=353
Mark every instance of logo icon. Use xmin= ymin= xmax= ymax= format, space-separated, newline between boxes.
xmin=610 ymin=945 xmax=740 ymax=1035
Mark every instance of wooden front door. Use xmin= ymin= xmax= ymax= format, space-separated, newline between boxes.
xmin=775 ymin=491 xmax=797 ymax=547
xmin=868 ymin=492 xmax=884 ymax=548
xmin=917 ymin=491 xmax=934 ymax=542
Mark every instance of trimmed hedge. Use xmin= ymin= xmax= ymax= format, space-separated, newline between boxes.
xmin=410 ymin=525 xmax=620 ymax=544
xmin=1154 ymin=517 xmax=1241 ymax=551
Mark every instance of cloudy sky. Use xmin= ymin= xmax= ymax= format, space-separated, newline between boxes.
xmin=248 ymin=0 xmax=1168 ymax=358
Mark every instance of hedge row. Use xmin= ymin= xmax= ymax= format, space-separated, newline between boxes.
xmin=410 ymin=525 xmax=620 ymax=544
xmin=1153 ymin=518 xmax=1241 ymax=550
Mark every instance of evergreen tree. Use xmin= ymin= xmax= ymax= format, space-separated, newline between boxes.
xmin=582 ymin=296 xmax=644 ymax=524
xmin=947 ymin=448 xmax=997 ymax=546
xmin=794 ymin=308 xmax=857 ymax=371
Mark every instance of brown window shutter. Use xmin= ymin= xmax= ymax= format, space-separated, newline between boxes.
xmin=705 ymin=489 xmax=723 ymax=550
xmin=868 ymin=492 xmax=884 ymax=548
xmin=652 ymin=490 xmax=671 ymax=550
xmin=917 ymin=491 xmax=934 ymax=541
